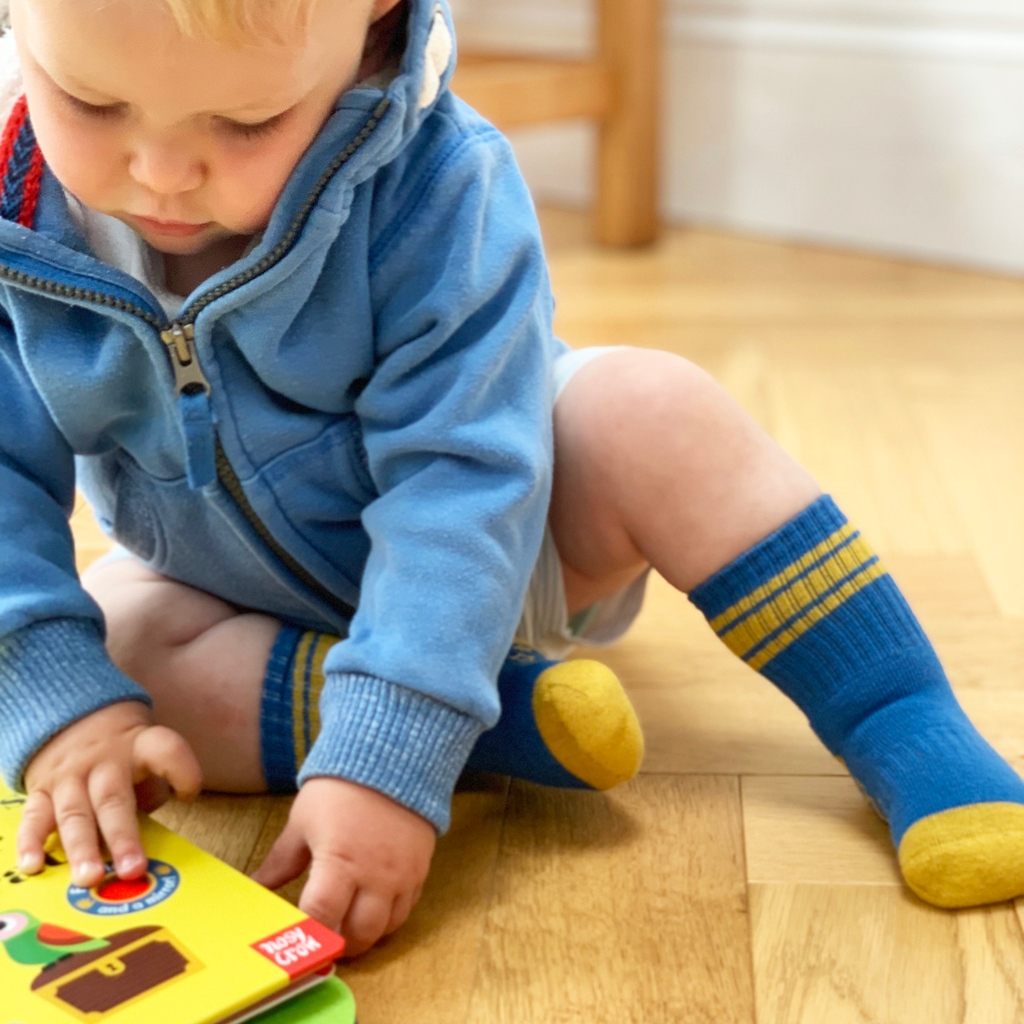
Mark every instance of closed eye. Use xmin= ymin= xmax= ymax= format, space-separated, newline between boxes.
xmin=58 ymin=80 xmax=292 ymax=139
xmin=63 ymin=92 xmax=126 ymax=119
xmin=219 ymin=110 xmax=291 ymax=140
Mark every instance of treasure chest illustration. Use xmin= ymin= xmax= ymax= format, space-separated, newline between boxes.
xmin=2 ymin=910 xmax=202 ymax=1021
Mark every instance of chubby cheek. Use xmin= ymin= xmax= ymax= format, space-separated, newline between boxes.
xmin=207 ymin=167 xmax=282 ymax=235
xmin=29 ymin=110 xmax=126 ymax=213
xmin=207 ymin=137 xmax=312 ymax=235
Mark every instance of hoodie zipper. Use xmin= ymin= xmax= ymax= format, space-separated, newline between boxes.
xmin=160 ymin=318 xmax=355 ymax=617
xmin=0 ymin=98 xmax=390 ymax=619
xmin=160 ymin=323 xmax=216 ymax=490
xmin=157 ymin=320 xmax=356 ymax=616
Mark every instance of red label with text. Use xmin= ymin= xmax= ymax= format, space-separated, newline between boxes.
xmin=251 ymin=918 xmax=344 ymax=978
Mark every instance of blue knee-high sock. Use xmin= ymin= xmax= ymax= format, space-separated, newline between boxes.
xmin=688 ymin=495 xmax=1024 ymax=908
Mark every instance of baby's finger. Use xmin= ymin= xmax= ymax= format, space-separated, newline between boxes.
xmin=297 ymin=854 xmax=358 ymax=937
xmin=88 ymin=764 xmax=147 ymax=880
xmin=340 ymin=889 xmax=392 ymax=957
xmin=251 ymin=822 xmax=312 ymax=891
xmin=135 ymin=727 xmax=203 ymax=801
xmin=52 ymin=780 xmax=106 ymax=888
xmin=385 ymin=888 xmax=417 ymax=936
xmin=134 ymin=775 xmax=172 ymax=815
xmin=16 ymin=791 xmax=56 ymax=874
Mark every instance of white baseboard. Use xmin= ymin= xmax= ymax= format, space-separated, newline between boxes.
xmin=453 ymin=0 xmax=1024 ymax=61
xmin=676 ymin=14 xmax=1024 ymax=63
xmin=453 ymin=0 xmax=1024 ymax=272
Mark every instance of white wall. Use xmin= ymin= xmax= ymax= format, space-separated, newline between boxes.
xmin=452 ymin=0 xmax=1024 ymax=274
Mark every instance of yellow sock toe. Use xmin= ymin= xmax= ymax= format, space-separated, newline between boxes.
xmin=532 ymin=659 xmax=644 ymax=790
xmin=898 ymin=802 xmax=1024 ymax=908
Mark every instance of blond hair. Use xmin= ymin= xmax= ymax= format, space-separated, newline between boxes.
xmin=158 ymin=0 xmax=322 ymax=44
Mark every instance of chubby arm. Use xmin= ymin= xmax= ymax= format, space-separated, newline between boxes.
xmin=256 ymin=123 xmax=560 ymax=952
xmin=0 ymin=311 xmax=153 ymax=787
xmin=0 ymin=312 xmax=199 ymax=884
xmin=297 ymin=123 xmax=559 ymax=825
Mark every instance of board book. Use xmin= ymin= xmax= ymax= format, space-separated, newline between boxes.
xmin=255 ymin=977 xmax=356 ymax=1023
xmin=0 ymin=781 xmax=355 ymax=1024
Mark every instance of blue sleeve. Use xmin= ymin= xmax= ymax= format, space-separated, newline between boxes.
xmin=0 ymin=309 xmax=151 ymax=790
xmin=296 ymin=127 xmax=556 ymax=830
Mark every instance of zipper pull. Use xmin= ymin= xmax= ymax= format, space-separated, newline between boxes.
xmin=161 ymin=323 xmax=216 ymax=490
xmin=161 ymin=323 xmax=211 ymax=396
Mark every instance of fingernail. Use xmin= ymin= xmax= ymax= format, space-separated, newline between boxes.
xmin=73 ymin=862 xmax=103 ymax=887
xmin=18 ymin=852 xmax=43 ymax=874
xmin=117 ymin=854 xmax=146 ymax=877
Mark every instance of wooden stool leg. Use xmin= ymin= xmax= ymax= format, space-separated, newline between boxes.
xmin=595 ymin=0 xmax=661 ymax=246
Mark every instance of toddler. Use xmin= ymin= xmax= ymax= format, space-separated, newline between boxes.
xmin=1 ymin=0 xmax=1023 ymax=959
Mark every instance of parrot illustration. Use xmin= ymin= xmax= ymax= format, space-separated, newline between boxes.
xmin=0 ymin=910 xmax=109 ymax=966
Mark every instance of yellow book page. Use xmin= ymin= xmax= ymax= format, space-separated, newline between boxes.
xmin=0 ymin=782 xmax=341 ymax=1024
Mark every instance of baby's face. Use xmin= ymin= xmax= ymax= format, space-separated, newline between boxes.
xmin=11 ymin=0 xmax=387 ymax=257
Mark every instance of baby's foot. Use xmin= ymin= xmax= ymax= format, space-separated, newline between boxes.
xmin=465 ymin=643 xmax=644 ymax=790
xmin=688 ymin=495 xmax=1024 ymax=909
xmin=899 ymin=803 xmax=1024 ymax=908
xmin=841 ymin=693 xmax=1024 ymax=907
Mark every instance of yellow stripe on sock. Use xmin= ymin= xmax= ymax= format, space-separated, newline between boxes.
xmin=746 ymin=560 xmax=886 ymax=669
xmin=291 ymin=631 xmax=315 ymax=766
xmin=709 ymin=524 xmax=857 ymax=634
xmin=716 ymin=535 xmax=883 ymax=665
xmin=306 ymin=634 xmax=334 ymax=748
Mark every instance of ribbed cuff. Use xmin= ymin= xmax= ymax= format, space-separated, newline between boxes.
xmin=688 ymin=494 xmax=846 ymax=618
xmin=0 ymin=618 xmax=153 ymax=791
xmin=297 ymin=672 xmax=485 ymax=834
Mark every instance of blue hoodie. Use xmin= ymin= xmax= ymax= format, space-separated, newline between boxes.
xmin=0 ymin=0 xmax=564 ymax=831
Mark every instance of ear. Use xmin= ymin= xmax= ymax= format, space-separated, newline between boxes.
xmin=370 ymin=0 xmax=406 ymax=24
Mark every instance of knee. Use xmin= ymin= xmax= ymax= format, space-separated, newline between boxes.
xmin=624 ymin=350 xmax=723 ymax=420
xmin=556 ymin=348 xmax=736 ymax=453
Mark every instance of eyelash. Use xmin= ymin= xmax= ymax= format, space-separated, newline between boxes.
xmin=62 ymin=92 xmax=285 ymax=140
xmin=224 ymin=116 xmax=284 ymax=140
xmin=65 ymin=95 xmax=123 ymax=119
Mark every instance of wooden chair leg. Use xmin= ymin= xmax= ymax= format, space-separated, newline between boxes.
xmin=595 ymin=0 xmax=662 ymax=246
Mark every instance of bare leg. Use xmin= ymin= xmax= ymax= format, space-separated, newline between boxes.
xmin=82 ymin=558 xmax=278 ymax=793
xmin=549 ymin=348 xmax=1024 ymax=911
xmin=549 ymin=348 xmax=820 ymax=612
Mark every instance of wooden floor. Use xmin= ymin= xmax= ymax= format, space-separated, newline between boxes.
xmin=70 ymin=210 xmax=1024 ymax=1022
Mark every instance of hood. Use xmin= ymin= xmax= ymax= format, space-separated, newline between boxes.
xmin=354 ymin=0 xmax=457 ymax=149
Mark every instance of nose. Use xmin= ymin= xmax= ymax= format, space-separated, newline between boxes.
xmin=128 ymin=139 xmax=204 ymax=196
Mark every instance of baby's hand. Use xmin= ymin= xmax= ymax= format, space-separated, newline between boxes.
xmin=251 ymin=777 xmax=436 ymax=957
xmin=18 ymin=701 xmax=202 ymax=887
